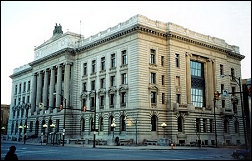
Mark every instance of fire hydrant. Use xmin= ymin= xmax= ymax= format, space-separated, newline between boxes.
xmin=170 ymin=143 xmax=174 ymax=149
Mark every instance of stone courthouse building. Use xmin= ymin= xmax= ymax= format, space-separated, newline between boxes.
xmin=7 ymin=14 xmax=246 ymax=146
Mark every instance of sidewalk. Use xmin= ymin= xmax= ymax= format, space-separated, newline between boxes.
xmin=1 ymin=140 xmax=211 ymax=150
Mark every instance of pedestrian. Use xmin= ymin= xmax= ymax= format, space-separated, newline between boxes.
xmin=4 ymin=146 xmax=18 ymax=160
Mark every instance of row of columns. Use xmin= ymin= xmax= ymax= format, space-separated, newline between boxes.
xmin=30 ymin=62 xmax=72 ymax=115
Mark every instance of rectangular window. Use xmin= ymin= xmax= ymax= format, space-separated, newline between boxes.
xmin=101 ymin=57 xmax=105 ymax=71
xmin=91 ymin=80 xmax=95 ymax=90
xmin=110 ymin=94 xmax=115 ymax=106
xmin=100 ymin=78 xmax=105 ymax=88
xmin=121 ymin=50 xmax=127 ymax=65
xmin=191 ymin=88 xmax=203 ymax=107
xmin=209 ymin=119 xmax=213 ymax=133
xmin=196 ymin=118 xmax=200 ymax=133
xmin=162 ymin=75 xmax=164 ymax=85
xmin=175 ymin=53 xmax=179 ymax=67
xmin=203 ymin=118 xmax=207 ymax=132
xmin=162 ymin=93 xmax=165 ymax=104
xmin=176 ymin=76 xmax=180 ymax=86
xmin=23 ymin=82 xmax=26 ymax=92
xmin=150 ymin=72 xmax=156 ymax=84
xmin=161 ymin=56 xmax=164 ymax=66
xmin=92 ymin=60 xmax=96 ymax=73
xmin=176 ymin=94 xmax=181 ymax=104
xmin=232 ymin=87 xmax=236 ymax=96
xmin=121 ymin=73 xmax=127 ymax=84
xmin=111 ymin=53 xmax=116 ymax=68
xmin=221 ymin=84 xmax=224 ymax=94
xmin=151 ymin=91 xmax=156 ymax=103
xmin=15 ymin=85 xmax=17 ymax=95
xmin=27 ymin=81 xmax=31 ymax=91
xmin=83 ymin=63 xmax=87 ymax=75
xmin=150 ymin=49 xmax=156 ymax=64
xmin=82 ymin=82 xmax=87 ymax=91
xmin=27 ymin=96 xmax=30 ymax=103
xmin=110 ymin=76 xmax=115 ymax=86
xmin=231 ymin=68 xmax=235 ymax=80
xmin=220 ymin=64 xmax=223 ymax=75
xmin=222 ymin=100 xmax=225 ymax=108
xmin=100 ymin=96 xmax=105 ymax=108
xmin=121 ymin=92 xmax=127 ymax=105
xmin=91 ymin=97 xmax=95 ymax=107
xmin=19 ymin=83 xmax=22 ymax=94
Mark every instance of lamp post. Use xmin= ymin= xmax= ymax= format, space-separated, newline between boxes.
xmin=161 ymin=123 xmax=167 ymax=138
xmin=111 ymin=121 xmax=116 ymax=139
xmin=53 ymin=93 xmax=66 ymax=146
xmin=50 ymin=123 xmax=55 ymax=145
xmin=221 ymin=74 xmax=247 ymax=150
xmin=213 ymin=93 xmax=218 ymax=148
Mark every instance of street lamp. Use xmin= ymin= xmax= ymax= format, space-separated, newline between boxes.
xmin=161 ymin=123 xmax=167 ymax=138
xmin=221 ymin=74 xmax=247 ymax=150
xmin=43 ymin=124 xmax=48 ymax=144
xmin=53 ymin=93 xmax=66 ymax=146
xmin=18 ymin=125 xmax=23 ymax=141
xmin=50 ymin=123 xmax=55 ymax=145
xmin=111 ymin=121 xmax=116 ymax=139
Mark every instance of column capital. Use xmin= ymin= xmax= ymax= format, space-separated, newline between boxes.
xmin=64 ymin=62 xmax=73 ymax=66
xmin=185 ymin=52 xmax=192 ymax=57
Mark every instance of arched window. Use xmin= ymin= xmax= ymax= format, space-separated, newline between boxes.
xmin=120 ymin=115 xmax=126 ymax=131
xmin=224 ymin=119 xmax=229 ymax=133
xmin=234 ymin=120 xmax=239 ymax=133
xmin=178 ymin=116 xmax=183 ymax=132
xmin=99 ymin=117 xmax=104 ymax=131
xmin=81 ymin=118 xmax=85 ymax=132
xmin=151 ymin=115 xmax=157 ymax=131
xmin=108 ymin=116 xmax=114 ymax=132
xmin=90 ymin=118 xmax=94 ymax=131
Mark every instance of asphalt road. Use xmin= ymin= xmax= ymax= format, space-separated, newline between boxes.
xmin=1 ymin=142 xmax=236 ymax=160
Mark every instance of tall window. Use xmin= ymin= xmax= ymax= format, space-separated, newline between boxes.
xmin=120 ymin=115 xmax=126 ymax=131
xmin=111 ymin=53 xmax=116 ymax=68
xmin=161 ymin=56 xmax=164 ymax=66
xmin=196 ymin=118 xmax=200 ymax=133
xmin=110 ymin=76 xmax=115 ymax=86
xmin=121 ymin=92 xmax=127 ymax=105
xmin=150 ymin=72 xmax=156 ymax=84
xmin=220 ymin=64 xmax=223 ymax=75
xmin=203 ymin=118 xmax=207 ymax=132
xmin=234 ymin=120 xmax=239 ymax=133
xmin=91 ymin=80 xmax=95 ymax=90
xmin=176 ymin=94 xmax=181 ymax=103
xmin=81 ymin=118 xmax=85 ymax=132
xmin=175 ymin=53 xmax=179 ymax=67
xmin=100 ymin=95 xmax=105 ymax=108
xmin=178 ymin=116 xmax=183 ymax=132
xmin=162 ymin=93 xmax=165 ymax=104
xmin=176 ymin=76 xmax=180 ymax=86
xmin=151 ymin=115 xmax=157 ymax=131
xmin=121 ymin=73 xmax=127 ymax=84
xmin=83 ymin=62 xmax=87 ymax=75
xmin=151 ymin=91 xmax=156 ymax=103
xmin=110 ymin=94 xmax=115 ymax=106
xmin=209 ymin=119 xmax=213 ymax=133
xmin=92 ymin=60 xmax=96 ymax=73
xmin=101 ymin=57 xmax=105 ymax=71
xmin=121 ymin=50 xmax=127 ymax=65
xmin=27 ymin=81 xmax=31 ymax=91
xmin=191 ymin=60 xmax=205 ymax=107
xmin=150 ymin=49 xmax=156 ymax=64
xmin=23 ymin=82 xmax=26 ymax=92
xmin=162 ymin=75 xmax=165 ymax=85
xmin=82 ymin=82 xmax=87 ymax=91
xmin=224 ymin=119 xmax=229 ymax=133
xmin=231 ymin=68 xmax=235 ymax=80
xmin=100 ymin=78 xmax=105 ymax=88
xmin=99 ymin=117 xmax=104 ymax=131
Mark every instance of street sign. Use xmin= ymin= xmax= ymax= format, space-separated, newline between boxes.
xmin=222 ymin=90 xmax=229 ymax=97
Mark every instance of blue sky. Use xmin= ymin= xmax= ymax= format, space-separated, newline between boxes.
xmin=1 ymin=1 xmax=251 ymax=104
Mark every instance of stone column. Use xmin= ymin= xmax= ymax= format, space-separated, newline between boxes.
xmin=207 ymin=59 xmax=214 ymax=109
xmin=186 ymin=52 xmax=192 ymax=104
xmin=49 ymin=67 xmax=56 ymax=113
xmin=31 ymin=73 xmax=37 ymax=114
xmin=43 ymin=69 xmax=49 ymax=113
xmin=64 ymin=62 xmax=72 ymax=108
xmin=36 ymin=71 xmax=43 ymax=114
xmin=56 ymin=64 xmax=63 ymax=108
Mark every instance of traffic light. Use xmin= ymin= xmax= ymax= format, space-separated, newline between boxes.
xmin=83 ymin=106 xmax=86 ymax=112
xmin=248 ymin=86 xmax=251 ymax=97
xmin=59 ymin=104 xmax=63 ymax=110
xmin=214 ymin=91 xmax=220 ymax=100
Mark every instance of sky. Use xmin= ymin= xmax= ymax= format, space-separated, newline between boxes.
xmin=1 ymin=1 xmax=251 ymax=105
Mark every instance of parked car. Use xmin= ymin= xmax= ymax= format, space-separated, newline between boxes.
xmin=231 ymin=149 xmax=251 ymax=160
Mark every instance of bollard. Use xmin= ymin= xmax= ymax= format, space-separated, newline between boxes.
xmin=171 ymin=143 xmax=174 ymax=149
